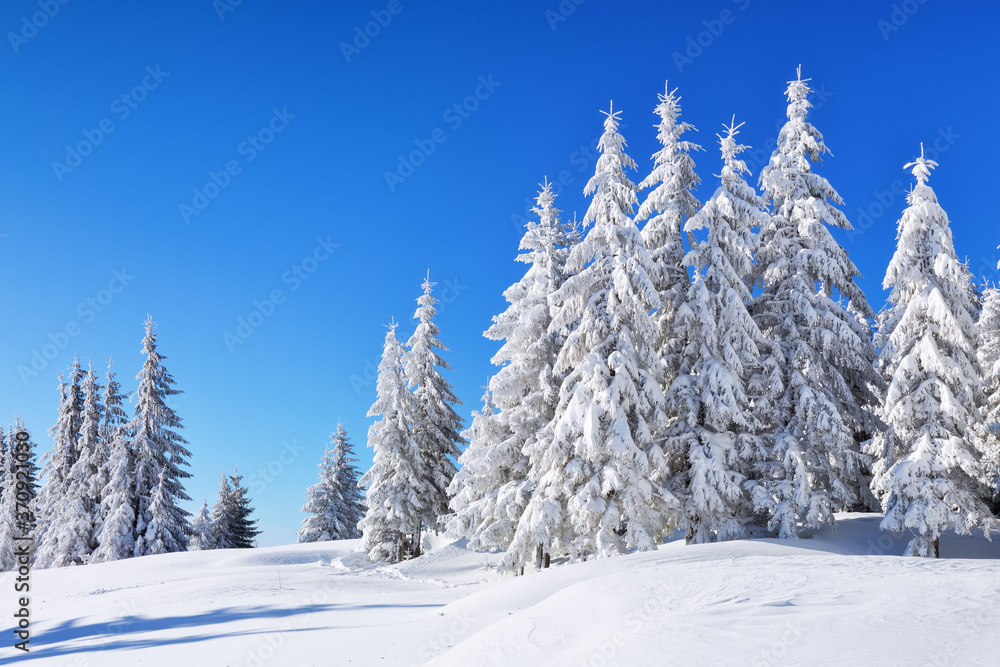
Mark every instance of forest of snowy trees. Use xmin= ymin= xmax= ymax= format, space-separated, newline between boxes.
xmin=359 ymin=67 xmax=1000 ymax=566
xmin=4 ymin=66 xmax=999 ymax=572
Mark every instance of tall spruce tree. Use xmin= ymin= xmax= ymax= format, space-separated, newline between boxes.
xmin=130 ymin=317 xmax=192 ymax=556
xmin=869 ymin=147 xmax=994 ymax=557
xmin=39 ymin=363 xmax=104 ymax=567
xmin=635 ymin=83 xmax=702 ymax=388
xmin=359 ymin=323 xmax=426 ymax=563
xmin=34 ymin=360 xmax=84 ymax=567
xmin=749 ymin=67 xmax=882 ymax=537
xmin=448 ymin=179 xmax=576 ymax=553
xmin=405 ymin=274 xmax=465 ymax=529
xmin=667 ymin=118 xmax=769 ymax=543
xmin=299 ymin=424 xmax=365 ymax=542
xmin=503 ymin=104 xmax=672 ymax=570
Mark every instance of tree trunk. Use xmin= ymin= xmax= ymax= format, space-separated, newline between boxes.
xmin=934 ymin=536 xmax=940 ymax=558
xmin=535 ymin=544 xmax=543 ymax=570
xmin=544 ymin=552 xmax=550 ymax=569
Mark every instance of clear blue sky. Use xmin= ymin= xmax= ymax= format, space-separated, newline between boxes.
xmin=2 ymin=0 xmax=998 ymax=546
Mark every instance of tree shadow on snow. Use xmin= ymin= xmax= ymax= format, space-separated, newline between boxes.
xmin=14 ymin=601 xmax=444 ymax=661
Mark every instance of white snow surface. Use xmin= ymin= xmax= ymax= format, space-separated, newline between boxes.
xmin=6 ymin=514 xmax=1000 ymax=665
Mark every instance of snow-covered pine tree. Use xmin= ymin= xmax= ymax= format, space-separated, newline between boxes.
xmin=405 ymin=274 xmax=464 ymax=529
xmin=95 ymin=360 xmax=128 ymax=524
xmin=224 ymin=467 xmax=260 ymax=549
xmin=0 ymin=428 xmax=13 ymax=571
xmin=12 ymin=417 xmax=39 ymax=533
xmin=188 ymin=500 xmax=215 ymax=550
xmin=749 ymin=67 xmax=883 ymax=537
xmin=869 ymin=147 xmax=994 ymax=557
xmin=667 ymin=118 xmax=769 ymax=543
xmin=40 ymin=363 xmax=104 ymax=567
xmin=446 ymin=387 xmax=521 ymax=550
xmin=978 ymin=285 xmax=1000 ymax=499
xmin=299 ymin=424 xmax=365 ymax=542
xmin=211 ymin=470 xmax=234 ymax=549
xmin=142 ymin=468 xmax=187 ymax=555
xmin=130 ymin=317 xmax=192 ymax=556
xmin=448 ymin=179 xmax=576 ymax=554
xmin=91 ymin=421 xmax=136 ymax=563
xmin=635 ymin=83 xmax=702 ymax=388
xmin=503 ymin=104 xmax=673 ymax=570
xmin=34 ymin=360 xmax=84 ymax=567
xmin=359 ymin=322 xmax=426 ymax=563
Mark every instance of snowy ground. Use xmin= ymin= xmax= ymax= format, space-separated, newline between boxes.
xmin=4 ymin=514 xmax=1000 ymax=666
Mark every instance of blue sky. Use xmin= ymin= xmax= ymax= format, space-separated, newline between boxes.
xmin=2 ymin=0 xmax=998 ymax=546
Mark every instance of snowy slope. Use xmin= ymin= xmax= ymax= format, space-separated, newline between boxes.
xmin=4 ymin=514 xmax=1000 ymax=666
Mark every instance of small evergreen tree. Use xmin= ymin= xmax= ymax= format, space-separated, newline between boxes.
xmin=189 ymin=500 xmax=215 ymax=550
xmin=869 ymin=147 xmax=994 ymax=556
xmin=210 ymin=471 xmax=234 ymax=549
xmin=225 ymin=467 xmax=260 ymax=549
xmin=359 ymin=323 xmax=426 ymax=563
xmin=91 ymin=422 xmax=136 ymax=563
xmin=299 ymin=424 xmax=365 ymax=542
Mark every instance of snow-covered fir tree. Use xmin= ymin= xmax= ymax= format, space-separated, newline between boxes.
xmin=130 ymin=317 xmax=192 ymax=556
xmin=446 ymin=387 xmax=521 ymax=550
xmin=635 ymin=83 xmax=702 ymax=387
xmin=299 ymin=424 xmax=365 ymax=542
xmin=210 ymin=471 xmax=234 ymax=549
xmin=666 ymin=118 xmax=769 ymax=543
xmin=188 ymin=500 xmax=215 ymax=550
xmin=405 ymin=274 xmax=465 ymax=529
xmin=869 ymin=147 xmax=994 ymax=557
xmin=95 ymin=360 xmax=128 ymax=524
xmin=448 ymin=179 xmax=576 ymax=553
xmin=91 ymin=421 xmax=136 ymax=563
xmin=219 ymin=467 xmax=260 ymax=549
xmin=503 ymin=104 xmax=673 ymax=570
xmin=749 ymin=67 xmax=883 ymax=537
xmin=38 ymin=363 xmax=104 ymax=567
xmin=978 ymin=284 xmax=1000 ymax=493
xmin=0 ymin=428 xmax=15 ymax=571
xmin=34 ymin=360 xmax=85 ymax=566
xmin=359 ymin=322 xmax=426 ymax=563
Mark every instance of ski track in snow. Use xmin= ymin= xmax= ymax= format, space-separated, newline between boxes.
xmin=3 ymin=514 xmax=1000 ymax=665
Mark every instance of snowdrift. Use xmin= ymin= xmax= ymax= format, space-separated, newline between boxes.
xmin=4 ymin=514 xmax=1000 ymax=665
